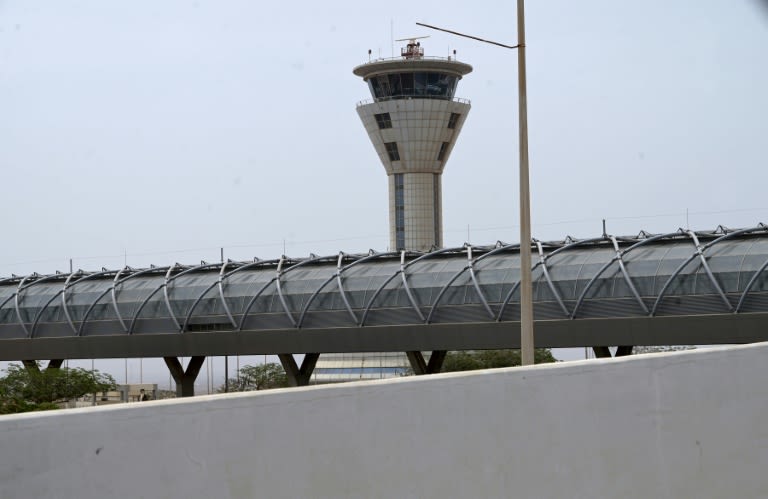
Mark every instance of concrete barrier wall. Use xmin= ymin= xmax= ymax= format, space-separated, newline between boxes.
xmin=2 ymin=343 xmax=768 ymax=498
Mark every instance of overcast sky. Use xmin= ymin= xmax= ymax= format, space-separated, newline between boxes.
xmin=1 ymin=1 xmax=766 ymax=385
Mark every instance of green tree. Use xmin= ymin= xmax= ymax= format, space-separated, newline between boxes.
xmin=440 ymin=349 xmax=557 ymax=373
xmin=0 ymin=363 xmax=116 ymax=415
xmin=219 ymin=363 xmax=288 ymax=392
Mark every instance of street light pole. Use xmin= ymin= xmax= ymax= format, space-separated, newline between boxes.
xmin=417 ymin=0 xmax=535 ymax=366
xmin=515 ymin=0 xmax=534 ymax=366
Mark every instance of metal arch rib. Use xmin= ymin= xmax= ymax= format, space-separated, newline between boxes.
xmin=496 ymin=247 xmax=543 ymax=321
xmin=60 ymin=269 xmax=116 ymax=335
xmin=496 ymin=237 xmax=608 ymax=321
xmin=274 ymin=255 xmax=325 ymax=328
xmin=111 ymin=267 xmax=166 ymax=333
xmin=15 ymin=274 xmax=63 ymax=338
xmin=162 ymin=262 xmax=223 ymax=332
xmin=360 ymin=261 xmax=407 ymax=326
xmin=237 ymin=276 xmax=279 ymax=331
xmin=696 ymin=226 xmax=768 ymax=314
xmin=216 ymin=261 xmax=237 ymax=328
xmin=111 ymin=267 xmax=129 ymax=332
xmin=181 ymin=260 xmax=243 ymax=332
xmin=334 ymin=253 xmax=359 ymax=325
xmin=398 ymin=246 xmax=465 ymax=324
xmin=400 ymin=251 xmax=426 ymax=322
xmin=78 ymin=286 xmax=115 ymax=336
xmin=162 ymin=264 xmax=183 ymax=331
xmin=297 ymin=252 xmax=378 ymax=328
xmin=570 ymin=234 xmax=676 ymax=318
xmin=238 ymin=254 xmax=323 ymax=330
xmin=274 ymin=257 xmax=293 ymax=325
xmin=651 ymin=230 xmax=734 ymax=316
xmin=737 ymin=256 xmax=768 ymax=312
xmin=208 ymin=258 xmax=281 ymax=331
xmin=535 ymin=241 xmax=570 ymax=318
xmin=427 ymin=246 xmax=494 ymax=324
xmin=60 ymin=271 xmax=84 ymax=334
xmin=30 ymin=289 xmax=66 ymax=338
xmin=128 ymin=266 xmax=172 ymax=335
xmin=466 ymin=246 xmax=495 ymax=320
xmin=0 ymin=281 xmax=20 ymax=320
xmin=491 ymin=244 xmax=522 ymax=321
xmin=426 ymin=258 xmax=470 ymax=323
xmin=505 ymin=235 xmax=606 ymax=321
xmin=335 ymin=252 xmax=401 ymax=325
xmin=231 ymin=258 xmax=286 ymax=331
xmin=363 ymin=248 xmax=453 ymax=326
xmin=14 ymin=274 xmax=35 ymax=338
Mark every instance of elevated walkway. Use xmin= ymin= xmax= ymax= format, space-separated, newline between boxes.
xmin=1 ymin=225 xmax=767 ymax=393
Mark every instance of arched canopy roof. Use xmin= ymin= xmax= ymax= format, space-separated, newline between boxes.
xmin=1 ymin=225 xmax=767 ymax=342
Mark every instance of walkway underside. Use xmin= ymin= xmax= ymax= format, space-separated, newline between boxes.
xmin=3 ymin=313 xmax=766 ymax=362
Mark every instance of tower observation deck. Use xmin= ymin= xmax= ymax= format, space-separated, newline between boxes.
xmin=354 ymin=40 xmax=472 ymax=252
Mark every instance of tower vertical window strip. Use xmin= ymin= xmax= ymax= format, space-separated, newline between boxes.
xmin=395 ymin=174 xmax=405 ymax=250
xmin=433 ymin=174 xmax=441 ymax=247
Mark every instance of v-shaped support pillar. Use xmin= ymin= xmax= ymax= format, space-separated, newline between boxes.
xmin=22 ymin=359 xmax=64 ymax=373
xmin=278 ymin=353 xmax=319 ymax=387
xmin=592 ymin=346 xmax=634 ymax=358
xmin=406 ymin=351 xmax=447 ymax=375
xmin=164 ymin=356 xmax=205 ymax=397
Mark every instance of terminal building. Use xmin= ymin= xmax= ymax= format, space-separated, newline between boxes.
xmin=312 ymin=40 xmax=473 ymax=383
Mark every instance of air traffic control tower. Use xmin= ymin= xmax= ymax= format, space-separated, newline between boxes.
xmin=354 ymin=39 xmax=472 ymax=252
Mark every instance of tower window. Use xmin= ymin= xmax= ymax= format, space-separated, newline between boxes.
xmin=374 ymin=113 xmax=392 ymax=129
xmin=437 ymin=142 xmax=450 ymax=161
xmin=385 ymin=142 xmax=400 ymax=161
xmin=447 ymin=113 xmax=460 ymax=129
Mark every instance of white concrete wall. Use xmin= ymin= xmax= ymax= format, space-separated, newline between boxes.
xmin=2 ymin=343 xmax=768 ymax=498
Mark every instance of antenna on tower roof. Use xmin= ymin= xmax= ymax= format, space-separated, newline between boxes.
xmin=394 ymin=35 xmax=430 ymax=42
xmin=396 ymin=36 xmax=429 ymax=59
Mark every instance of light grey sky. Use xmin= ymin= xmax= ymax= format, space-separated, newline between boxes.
xmin=1 ymin=1 xmax=766 ymax=386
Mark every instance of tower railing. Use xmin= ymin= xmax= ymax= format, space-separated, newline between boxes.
xmin=357 ymin=55 xmax=464 ymax=65
xmin=356 ymin=96 xmax=471 ymax=108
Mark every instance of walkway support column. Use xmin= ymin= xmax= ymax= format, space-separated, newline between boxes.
xmin=164 ymin=356 xmax=205 ymax=397
xmin=21 ymin=359 xmax=64 ymax=372
xmin=406 ymin=350 xmax=447 ymax=375
xmin=592 ymin=346 xmax=634 ymax=358
xmin=278 ymin=353 xmax=319 ymax=387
